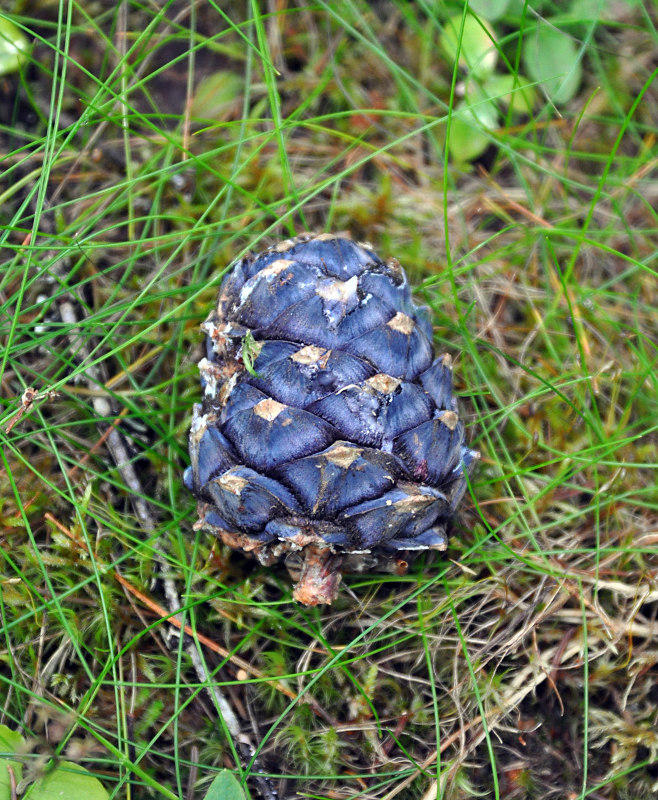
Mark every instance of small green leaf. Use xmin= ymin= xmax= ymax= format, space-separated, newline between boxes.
xmin=241 ymin=330 xmax=262 ymax=378
xmin=560 ymin=0 xmax=635 ymax=23
xmin=482 ymin=73 xmax=537 ymax=115
xmin=467 ymin=0 xmax=512 ymax=22
xmin=0 ymin=725 xmax=23 ymax=752
xmin=202 ymin=770 xmax=247 ymax=800
xmin=522 ymin=23 xmax=583 ymax=105
xmin=448 ymin=97 xmax=498 ymax=164
xmin=0 ymin=724 xmax=24 ymax=798
xmin=0 ymin=16 xmax=29 ymax=77
xmin=439 ymin=14 xmax=498 ymax=78
xmin=503 ymin=0 xmax=551 ymax=18
xmin=24 ymin=762 xmax=108 ymax=800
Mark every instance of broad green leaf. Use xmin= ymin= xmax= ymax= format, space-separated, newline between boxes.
xmin=0 ymin=724 xmax=23 ymax=752
xmin=0 ymin=724 xmax=24 ymax=798
xmin=558 ymin=0 xmax=637 ymax=23
xmin=202 ymin=770 xmax=247 ymax=800
xmin=522 ymin=23 xmax=583 ymax=104
xmin=467 ymin=0 xmax=511 ymax=21
xmin=439 ymin=14 xmax=498 ymax=78
xmin=0 ymin=16 xmax=29 ymax=77
xmin=24 ymin=762 xmax=108 ymax=800
xmin=448 ymin=97 xmax=498 ymax=164
xmin=482 ymin=73 xmax=537 ymax=115
xmin=561 ymin=0 xmax=608 ymax=20
xmin=503 ymin=0 xmax=551 ymax=18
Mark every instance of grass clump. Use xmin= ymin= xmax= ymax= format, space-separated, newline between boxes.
xmin=1 ymin=1 xmax=657 ymax=799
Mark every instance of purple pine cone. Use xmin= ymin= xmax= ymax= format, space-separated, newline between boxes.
xmin=186 ymin=233 xmax=479 ymax=604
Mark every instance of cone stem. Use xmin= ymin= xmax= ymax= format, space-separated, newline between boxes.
xmin=292 ymin=545 xmax=343 ymax=605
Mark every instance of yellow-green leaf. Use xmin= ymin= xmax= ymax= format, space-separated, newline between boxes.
xmin=0 ymin=16 xmax=29 ymax=77
xmin=467 ymin=0 xmax=512 ymax=21
xmin=522 ymin=23 xmax=582 ymax=105
xmin=0 ymin=724 xmax=24 ymax=798
xmin=202 ymin=770 xmax=247 ymax=800
xmin=448 ymin=97 xmax=498 ymax=164
xmin=439 ymin=14 xmax=498 ymax=78
xmin=482 ymin=73 xmax=537 ymax=115
xmin=24 ymin=762 xmax=108 ymax=800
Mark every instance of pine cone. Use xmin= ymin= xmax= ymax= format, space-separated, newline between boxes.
xmin=185 ymin=234 xmax=478 ymax=604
